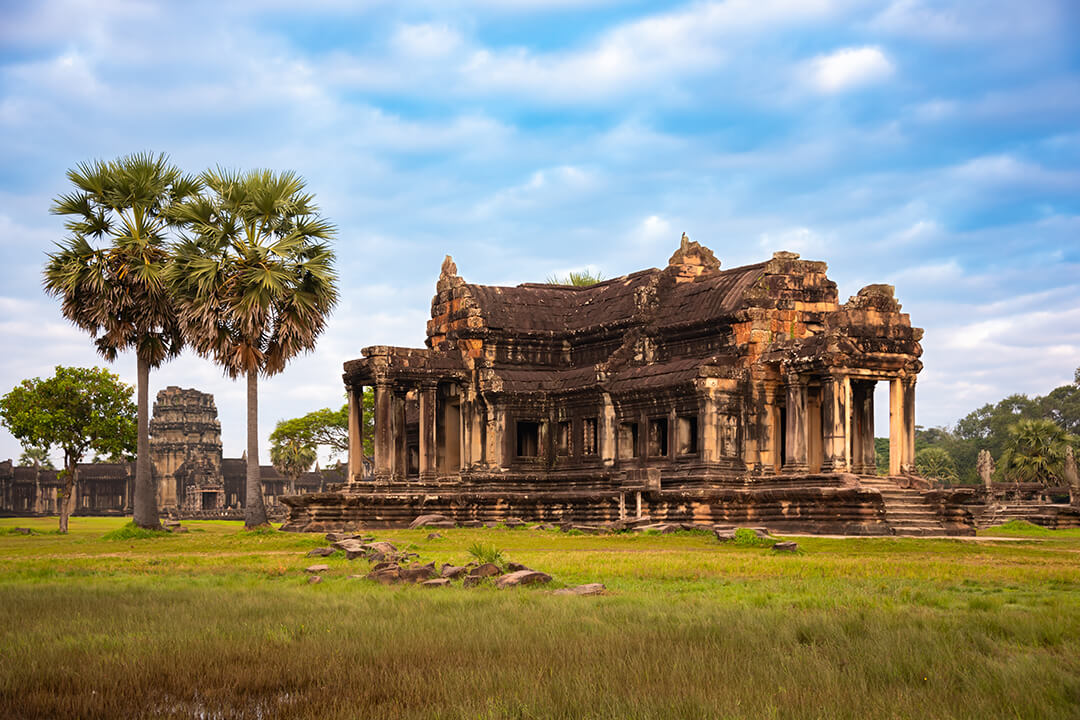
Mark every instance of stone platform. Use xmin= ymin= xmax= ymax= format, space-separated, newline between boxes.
xmin=280 ymin=473 xmax=977 ymax=536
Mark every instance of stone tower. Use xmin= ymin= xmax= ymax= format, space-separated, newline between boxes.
xmin=149 ymin=387 xmax=223 ymax=509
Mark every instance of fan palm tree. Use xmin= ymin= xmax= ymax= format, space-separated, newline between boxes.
xmin=168 ymin=168 xmax=338 ymax=528
xmin=43 ymin=152 xmax=201 ymax=529
xmin=999 ymin=418 xmax=1075 ymax=485
xmin=270 ymin=437 xmax=317 ymax=496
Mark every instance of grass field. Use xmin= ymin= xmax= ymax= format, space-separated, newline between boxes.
xmin=1 ymin=517 xmax=1078 ymax=719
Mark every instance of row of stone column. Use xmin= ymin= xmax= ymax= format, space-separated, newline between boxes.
xmin=348 ymin=381 xmax=443 ymax=482
xmin=783 ymin=373 xmax=915 ymax=476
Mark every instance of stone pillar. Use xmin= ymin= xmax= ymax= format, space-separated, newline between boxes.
xmin=860 ymin=383 xmax=876 ymax=474
xmin=821 ymin=374 xmax=848 ymax=472
xmin=701 ymin=389 xmax=719 ymax=464
xmin=600 ymin=392 xmax=616 ymax=468
xmin=373 ymin=381 xmax=392 ymax=479
xmin=783 ymin=374 xmax=808 ymax=473
xmin=392 ymin=390 xmax=408 ymax=480
xmin=889 ymin=377 xmax=915 ymax=475
xmin=419 ymin=383 xmax=437 ymax=480
xmin=347 ymin=385 xmax=363 ymax=483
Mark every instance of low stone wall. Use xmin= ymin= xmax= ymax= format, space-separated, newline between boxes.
xmin=281 ymin=473 xmax=903 ymax=535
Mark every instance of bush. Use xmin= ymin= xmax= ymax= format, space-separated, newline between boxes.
xmin=467 ymin=541 xmax=504 ymax=565
xmin=733 ymin=528 xmax=773 ymax=548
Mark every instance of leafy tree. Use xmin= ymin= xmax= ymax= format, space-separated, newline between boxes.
xmin=44 ymin=152 xmax=201 ymax=529
xmin=999 ymin=419 xmax=1074 ymax=485
xmin=18 ymin=446 xmax=55 ymax=470
xmin=0 ymin=367 xmax=136 ymax=533
xmin=547 ymin=270 xmax=604 ymax=286
xmin=270 ymin=388 xmax=374 ymax=466
xmin=915 ymin=447 xmax=959 ymax=485
xmin=270 ymin=437 xmax=316 ymax=496
xmin=169 ymin=168 xmax=338 ymax=528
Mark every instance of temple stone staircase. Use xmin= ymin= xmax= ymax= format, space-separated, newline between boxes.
xmin=858 ymin=476 xmax=965 ymax=536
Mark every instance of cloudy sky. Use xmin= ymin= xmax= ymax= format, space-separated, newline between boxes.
xmin=1 ymin=0 xmax=1078 ymax=464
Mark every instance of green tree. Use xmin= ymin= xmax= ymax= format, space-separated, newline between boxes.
xmin=18 ymin=446 xmax=55 ymax=470
xmin=270 ymin=389 xmax=374 ymax=467
xmin=915 ymin=447 xmax=959 ymax=485
xmin=547 ymin=270 xmax=604 ymax=286
xmin=999 ymin=419 xmax=1074 ymax=485
xmin=169 ymin=168 xmax=338 ymax=528
xmin=269 ymin=437 xmax=316 ymax=496
xmin=0 ymin=367 xmax=136 ymax=533
xmin=44 ymin=152 xmax=201 ymax=529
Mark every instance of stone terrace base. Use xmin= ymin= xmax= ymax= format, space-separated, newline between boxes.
xmin=280 ymin=473 xmax=977 ymax=536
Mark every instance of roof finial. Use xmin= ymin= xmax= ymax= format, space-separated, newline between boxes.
xmin=441 ymin=255 xmax=458 ymax=278
xmin=681 ymin=232 xmax=690 ymax=252
xmin=667 ymin=232 xmax=720 ymax=282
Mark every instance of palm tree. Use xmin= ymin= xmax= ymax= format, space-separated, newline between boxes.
xmin=44 ymin=152 xmax=201 ymax=529
xmin=168 ymin=168 xmax=338 ymax=528
xmin=999 ymin=418 xmax=1075 ymax=485
xmin=270 ymin=437 xmax=317 ymax=496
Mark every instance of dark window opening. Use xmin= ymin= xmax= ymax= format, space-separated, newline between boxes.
xmin=582 ymin=418 xmax=598 ymax=456
xmin=648 ymin=418 xmax=669 ymax=457
xmin=556 ymin=421 xmax=571 ymax=456
xmin=407 ymin=444 xmax=420 ymax=475
xmin=677 ymin=416 xmax=698 ymax=455
xmin=517 ymin=421 xmax=540 ymax=458
xmin=618 ymin=422 xmax=639 ymax=459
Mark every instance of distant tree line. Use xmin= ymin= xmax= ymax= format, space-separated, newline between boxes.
xmin=876 ymin=368 xmax=1080 ymax=485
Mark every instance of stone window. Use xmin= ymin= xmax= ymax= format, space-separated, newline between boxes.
xmin=582 ymin=418 xmax=598 ymax=456
xmin=648 ymin=418 xmax=669 ymax=457
xmin=677 ymin=415 xmax=698 ymax=455
xmin=556 ymin=421 xmax=571 ymax=456
xmin=618 ymin=422 xmax=639 ymax=459
xmin=516 ymin=420 xmax=540 ymax=458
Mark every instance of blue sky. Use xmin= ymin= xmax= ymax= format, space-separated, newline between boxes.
xmin=1 ymin=0 xmax=1078 ymax=464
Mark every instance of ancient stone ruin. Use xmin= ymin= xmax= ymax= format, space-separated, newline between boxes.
xmin=0 ymin=387 xmax=343 ymax=518
xmin=283 ymin=236 xmax=981 ymax=535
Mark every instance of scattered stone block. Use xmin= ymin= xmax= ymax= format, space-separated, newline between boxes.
xmin=305 ymin=564 xmax=329 ymax=574
xmin=553 ymin=583 xmax=606 ymax=596
xmin=421 ymin=578 xmax=451 ymax=588
xmin=462 ymin=575 xmax=485 ymax=588
xmin=469 ymin=562 xmax=501 ymax=578
xmin=460 ymin=520 xmax=485 ymax=528
xmin=399 ymin=563 xmax=436 ymax=583
xmin=624 ymin=516 xmax=653 ymax=529
xmin=12 ymin=527 xmax=31 ymax=535
xmin=307 ymin=547 xmax=335 ymax=557
xmin=307 ymin=575 xmax=323 ymax=585
xmin=495 ymin=570 xmax=552 ymax=589
xmin=368 ymin=566 xmax=401 ymax=585
xmin=410 ymin=513 xmax=457 ymax=529
xmin=507 ymin=562 xmax=531 ymax=572
xmin=751 ymin=527 xmax=772 ymax=538
xmin=426 ymin=533 xmax=443 ymax=540
xmin=714 ymin=529 xmax=736 ymax=542
xmin=440 ymin=564 xmax=468 ymax=579
xmin=503 ymin=517 xmax=527 ymax=528
xmin=772 ymin=541 xmax=798 ymax=553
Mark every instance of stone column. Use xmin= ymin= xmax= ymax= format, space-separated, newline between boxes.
xmin=347 ymin=385 xmax=363 ymax=483
xmin=373 ymin=381 xmax=393 ymax=479
xmin=821 ymin=374 xmax=848 ymax=472
xmin=889 ymin=377 xmax=915 ymax=475
xmin=783 ymin=374 xmax=809 ymax=473
xmin=392 ymin=390 xmax=408 ymax=480
xmin=600 ymin=392 xmax=616 ymax=468
xmin=419 ymin=383 xmax=437 ymax=480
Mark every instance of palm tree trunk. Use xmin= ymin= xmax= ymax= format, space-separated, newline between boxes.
xmin=245 ymin=367 xmax=268 ymax=528
xmin=132 ymin=355 xmax=159 ymax=528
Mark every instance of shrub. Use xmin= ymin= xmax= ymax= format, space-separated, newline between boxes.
xmin=467 ymin=541 xmax=504 ymax=565
xmin=733 ymin=528 xmax=773 ymax=548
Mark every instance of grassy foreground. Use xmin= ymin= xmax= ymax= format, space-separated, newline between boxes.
xmin=0 ymin=517 xmax=1078 ymax=719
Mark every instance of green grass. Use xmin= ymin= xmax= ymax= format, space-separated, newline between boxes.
xmin=1 ymin=516 xmax=1079 ymax=719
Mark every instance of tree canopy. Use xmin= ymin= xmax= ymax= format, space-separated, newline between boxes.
xmin=269 ymin=389 xmax=374 ymax=465
xmin=0 ymin=366 xmax=136 ymax=532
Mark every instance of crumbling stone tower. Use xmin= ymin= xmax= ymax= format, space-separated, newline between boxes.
xmin=149 ymin=387 xmax=223 ymax=509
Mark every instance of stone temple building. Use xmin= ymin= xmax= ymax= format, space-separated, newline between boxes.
xmin=282 ymin=236 xmax=978 ymax=535
xmin=0 ymin=387 xmax=342 ymax=518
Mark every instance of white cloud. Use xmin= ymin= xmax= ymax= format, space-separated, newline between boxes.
xmin=805 ymin=46 xmax=894 ymax=94
xmin=392 ymin=23 xmax=463 ymax=58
